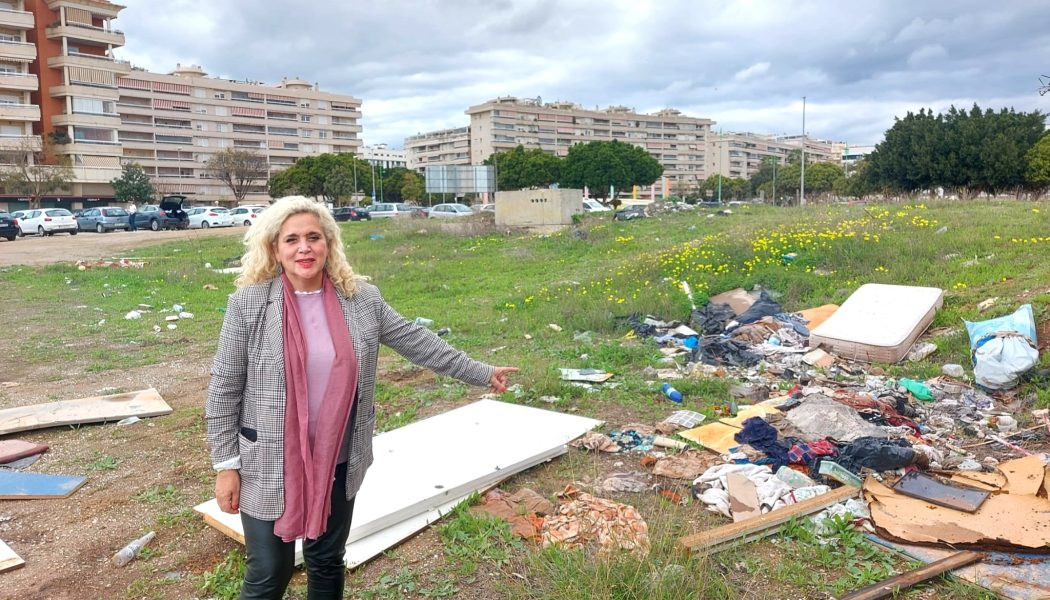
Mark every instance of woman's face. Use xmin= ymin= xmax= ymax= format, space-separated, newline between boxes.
xmin=274 ymin=212 xmax=329 ymax=292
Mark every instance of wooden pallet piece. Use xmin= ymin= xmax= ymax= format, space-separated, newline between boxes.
xmin=838 ymin=550 xmax=982 ymax=600
xmin=679 ymin=484 xmax=860 ymax=554
xmin=0 ymin=539 xmax=24 ymax=573
xmin=0 ymin=388 xmax=171 ymax=436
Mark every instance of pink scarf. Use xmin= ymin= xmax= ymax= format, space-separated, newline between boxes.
xmin=275 ymin=273 xmax=358 ymax=542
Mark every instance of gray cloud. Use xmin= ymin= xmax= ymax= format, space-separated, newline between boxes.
xmin=114 ymin=0 xmax=1048 ymax=148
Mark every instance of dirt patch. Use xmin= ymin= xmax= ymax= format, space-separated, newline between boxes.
xmin=1038 ymin=320 xmax=1050 ymax=350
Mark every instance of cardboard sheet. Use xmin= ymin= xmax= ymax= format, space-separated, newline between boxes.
xmin=727 ymin=472 xmax=761 ymax=522
xmin=866 ymin=457 xmax=1050 ymax=551
xmin=798 ymin=304 xmax=839 ymax=331
xmin=679 ymin=405 xmax=781 ymax=454
xmin=708 ymin=288 xmax=755 ymax=316
xmin=0 ymin=539 xmax=24 ymax=573
xmin=0 ymin=388 xmax=172 ymax=436
xmin=0 ymin=470 xmax=87 ymax=500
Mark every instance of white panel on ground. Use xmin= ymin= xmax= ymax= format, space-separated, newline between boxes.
xmin=195 ymin=399 xmax=601 ymax=568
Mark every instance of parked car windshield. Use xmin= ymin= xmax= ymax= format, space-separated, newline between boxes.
xmin=46 ymin=209 xmax=73 ymax=217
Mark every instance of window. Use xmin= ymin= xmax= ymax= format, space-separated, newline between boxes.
xmin=214 ymin=92 xmax=226 ymax=100
xmin=300 ymin=115 xmax=311 ymax=123
xmin=268 ymin=126 xmax=297 ymax=136
xmin=214 ymin=107 xmax=228 ymax=116
xmin=318 ymin=131 xmax=328 ymax=139
xmin=73 ymin=127 xmax=116 ymax=143
xmin=0 ymin=93 xmax=19 ymax=104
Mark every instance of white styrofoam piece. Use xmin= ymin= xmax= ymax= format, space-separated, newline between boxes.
xmin=810 ymin=284 xmax=943 ymax=347
xmin=195 ymin=399 xmax=600 ymax=567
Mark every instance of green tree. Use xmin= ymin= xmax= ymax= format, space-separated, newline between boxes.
xmin=400 ymin=171 xmax=425 ymax=202
xmin=267 ymin=153 xmax=373 ymax=204
xmin=206 ymin=148 xmax=268 ymax=203
xmin=483 ymin=145 xmax=561 ymax=191
xmin=560 ymin=140 xmax=662 ymax=200
xmin=0 ymin=136 xmax=74 ymax=209
xmin=1026 ymin=133 xmax=1050 ymax=192
xmin=111 ymin=162 xmax=155 ymax=204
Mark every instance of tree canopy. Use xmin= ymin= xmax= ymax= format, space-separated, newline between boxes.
xmin=111 ymin=162 xmax=155 ymax=205
xmin=0 ymin=137 xmax=74 ymax=209
xmin=1026 ymin=133 xmax=1050 ymax=191
xmin=268 ymin=153 xmax=373 ymax=204
xmin=560 ymin=140 xmax=663 ymax=199
xmin=206 ymin=148 xmax=268 ymax=203
xmin=483 ymin=145 xmax=561 ymax=191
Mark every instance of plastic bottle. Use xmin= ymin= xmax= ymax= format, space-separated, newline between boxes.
xmin=660 ymin=383 xmax=683 ymax=403
xmin=112 ymin=531 xmax=156 ymax=567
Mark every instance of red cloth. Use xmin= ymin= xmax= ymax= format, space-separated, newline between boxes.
xmin=275 ymin=273 xmax=358 ymax=542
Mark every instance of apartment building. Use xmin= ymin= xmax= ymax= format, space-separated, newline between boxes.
xmin=466 ymin=97 xmax=713 ymax=187
xmin=706 ymin=132 xmax=841 ymax=179
xmin=0 ymin=0 xmax=364 ymax=208
xmin=115 ymin=65 xmax=362 ymax=202
xmin=360 ymin=143 xmax=405 ymax=169
xmin=404 ymin=125 xmax=470 ymax=171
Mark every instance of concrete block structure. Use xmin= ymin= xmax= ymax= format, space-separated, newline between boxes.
xmin=494 ymin=187 xmax=582 ymax=233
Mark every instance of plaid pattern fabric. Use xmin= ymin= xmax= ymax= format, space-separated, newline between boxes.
xmin=206 ymin=278 xmax=495 ymax=521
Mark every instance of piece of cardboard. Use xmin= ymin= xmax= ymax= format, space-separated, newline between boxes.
xmin=0 ymin=440 xmax=49 ymax=463
xmin=678 ymin=422 xmax=741 ymax=454
xmin=798 ymin=304 xmax=839 ymax=331
xmin=801 ymin=348 xmax=835 ymax=368
xmin=709 ymin=288 xmax=756 ymax=316
xmin=727 ymin=472 xmax=762 ymax=522
xmin=0 ymin=470 xmax=87 ymax=500
xmin=718 ymin=404 xmax=780 ymax=428
xmin=0 ymin=539 xmax=24 ymax=573
xmin=0 ymin=388 xmax=172 ymax=436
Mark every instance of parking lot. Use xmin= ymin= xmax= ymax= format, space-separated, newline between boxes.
xmin=0 ymin=226 xmax=245 ymax=267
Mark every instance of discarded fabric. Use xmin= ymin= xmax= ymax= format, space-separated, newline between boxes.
xmin=733 ymin=417 xmax=790 ymax=471
xmin=600 ymin=471 xmax=651 ymax=494
xmin=542 ymin=485 xmax=650 ymax=555
xmin=472 ymin=488 xmax=553 ymax=540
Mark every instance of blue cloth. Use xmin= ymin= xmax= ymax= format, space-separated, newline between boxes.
xmin=733 ymin=417 xmax=790 ymax=471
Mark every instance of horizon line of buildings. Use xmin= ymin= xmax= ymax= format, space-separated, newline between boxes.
xmin=0 ymin=0 xmax=867 ymax=210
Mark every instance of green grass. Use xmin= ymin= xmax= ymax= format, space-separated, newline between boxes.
xmin=438 ymin=496 xmax=524 ymax=576
xmin=198 ymin=548 xmax=245 ymax=600
xmin=134 ymin=484 xmax=181 ymax=505
xmin=85 ymin=451 xmax=119 ymax=471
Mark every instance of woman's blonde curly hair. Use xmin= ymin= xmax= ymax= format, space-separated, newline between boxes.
xmin=235 ymin=196 xmax=363 ymax=296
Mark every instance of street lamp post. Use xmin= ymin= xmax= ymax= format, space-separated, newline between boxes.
xmin=370 ymin=161 xmax=376 ymax=203
xmin=800 ymin=96 xmax=807 ymax=207
xmin=772 ymin=155 xmax=778 ymax=205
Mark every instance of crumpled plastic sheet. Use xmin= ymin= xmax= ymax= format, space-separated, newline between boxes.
xmin=735 ymin=290 xmax=784 ymax=325
xmin=692 ymin=336 xmax=762 ymax=367
xmin=690 ymin=302 xmax=737 ymax=335
xmin=572 ymin=431 xmax=620 ymax=453
xmin=599 ymin=471 xmax=651 ymax=494
xmin=811 ymin=498 xmax=870 ymax=536
xmin=541 ymin=485 xmax=651 ymax=556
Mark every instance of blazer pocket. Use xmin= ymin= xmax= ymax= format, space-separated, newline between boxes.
xmin=238 ymin=430 xmax=260 ymax=476
xmin=239 ymin=426 xmax=258 ymax=442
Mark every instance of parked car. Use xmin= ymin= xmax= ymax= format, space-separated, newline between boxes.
xmin=76 ymin=206 xmax=130 ymax=233
xmin=136 ymin=196 xmax=190 ymax=230
xmin=230 ymin=205 xmax=268 ymax=226
xmin=582 ymin=199 xmax=611 ymax=213
xmin=613 ymin=206 xmax=647 ymax=221
xmin=367 ymin=202 xmax=414 ymax=219
xmin=0 ymin=212 xmax=17 ymax=241
xmin=407 ymin=206 xmax=430 ymax=219
xmin=18 ymin=208 xmax=78 ymax=236
xmin=332 ymin=206 xmax=371 ymax=222
xmin=475 ymin=204 xmax=495 ymax=213
xmin=428 ymin=203 xmax=475 ymax=218
xmin=186 ymin=206 xmax=234 ymax=229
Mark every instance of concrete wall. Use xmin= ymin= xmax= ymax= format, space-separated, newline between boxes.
xmin=495 ymin=188 xmax=582 ymax=232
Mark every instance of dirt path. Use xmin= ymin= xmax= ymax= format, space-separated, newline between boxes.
xmin=0 ymin=226 xmax=246 ymax=267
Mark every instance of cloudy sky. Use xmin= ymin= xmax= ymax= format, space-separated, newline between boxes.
xmin=113 ymin=0 xmax=1048 ymax=149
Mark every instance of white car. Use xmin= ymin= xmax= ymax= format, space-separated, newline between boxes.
xmin=186 ymin=206 xmax=234 ymax=229
xmin=428 ymin=203 xmax=474 ymax=218
xmin=230 ymin=205 xmax=267 ymax=226
xmin=582 ymin=199 xmax=611 ymax=213
xmin=18 ymin=208 xmax=78 ymax=236
xmin=368 ymin=202 xmax=414 ymax=219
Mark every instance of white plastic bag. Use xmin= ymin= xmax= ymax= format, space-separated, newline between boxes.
xmin=966 ymin=304 xmax=1039 ymax=390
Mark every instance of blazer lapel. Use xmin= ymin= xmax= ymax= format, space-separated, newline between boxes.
xmin=265 ymin=277 xmax=287 ymax=393
xmin=337 ymin=287 xmax=364 ymax=383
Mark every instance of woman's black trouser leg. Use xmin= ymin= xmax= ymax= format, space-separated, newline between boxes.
xmin=239 ymin=513 xmax=295 ymax=600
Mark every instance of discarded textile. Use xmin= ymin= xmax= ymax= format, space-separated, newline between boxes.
xmin=542 ymin=485 xmax=650 ymax=555
xmin=787 ymin=440 xmax=838 ymax=465
xmin=472 ymin=488 xmax=553 ymax=540
xmin=736 ymin=290 xmax=784 ymax=325
xmin=734 ymin=417 xmax=790 ymax=471
xmin=652 ymin=450 xmax=715 ymax=480
xmin=572 ymin=431 xmax=620 ymax=453
xmin=730 ymin=322 xmax=778 ymax=345
xmin=831 ymin=390 xmax=922 ymax=434
xmin=773 ymin=312 xmax=810 ymax=337
xmin=600 ymin=471 xmax=651 ymax=494
xmin=835 ymin=437 xmax=917 ymax=475
xmin=692 ymin=336 xmax=762 ymax=367
xmin=692 ymin=463 xmax=794 ymax=519
xmin=608 ymin=430 xmax=655 ymax=453
xmin=689 ymin=302 xmax=736 ymax=335
xmin=785 ymin=394 xmax=889 ymax=442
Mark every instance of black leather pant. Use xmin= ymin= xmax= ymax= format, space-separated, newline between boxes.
xmin=239 ymin=462 xmax=355 ymax=600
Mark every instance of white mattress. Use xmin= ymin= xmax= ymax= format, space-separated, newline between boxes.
xmin=810 ymin=284 xmax=944 ymax=347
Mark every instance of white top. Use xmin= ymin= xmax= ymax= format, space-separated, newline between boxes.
xmin=810 ymin=284 xmax=943 ymax=347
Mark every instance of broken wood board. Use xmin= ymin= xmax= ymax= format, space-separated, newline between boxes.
xmin=0 ymin=470 xmax=87 ymax=500
xmin=0 ymin=388 xmax=171 ymax=436
xmin=0 ymin=440 xmax=49 ymax=464
xmin=197 ymin=399 xmax=601 ymax=566
xmin=866 ymin=456 xmax=1050 ymax=550
xmin=727 ymin=472 xmax=761 ymax=522
xmin=868 ymin=535 xmax=1050 ymax=600
xmin=0 ymin=539 xmax=24 ymax=573
xmin=679 ymin=485 xmax=861 ymax=554
xmin=839 ymin=550 xmax=982 ymax=600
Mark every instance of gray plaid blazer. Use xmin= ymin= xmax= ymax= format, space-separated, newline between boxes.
xmin=205 ymin=277 xmax=495 ymax=521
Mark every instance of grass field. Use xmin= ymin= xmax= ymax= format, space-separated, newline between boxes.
xmin=2 ymin=199 xmax=1046 ymax=599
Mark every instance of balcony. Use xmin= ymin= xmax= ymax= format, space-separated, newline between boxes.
xmin=47 ymin=0 xmax=122 ymax=19
xmin=50 ymin=83 xmax=119 ymax=99
xmin=53 ymin=112 xmax=120 ymax=128
xmin=0 ymin=38 xmax=36 ymax=62
xmin=47 ymin=52 xmax=131 ymax=73
xmin=58 ymin=140 xmax=123 ymax=157
xmin=0 ymin=103 xmax=41 ymax=121
xmin=0 ymin=134 xmax=41 ymax=151
xmin=71 ymin=165 xmax=122 ymax=183
xmin=0 ymin=71 xmax=37 ymax=91
xmin=0 ymin=8 xmax=34 ymax=30
xmin=46 ymin=22 xmax=124 ymax=47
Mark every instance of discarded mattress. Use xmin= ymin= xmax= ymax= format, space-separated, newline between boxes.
xmin=810 ymin=284 xmax=943 ymax=363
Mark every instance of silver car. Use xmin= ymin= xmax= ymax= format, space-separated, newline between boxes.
xmin=428 ymin=203 xmax=474 ymax=218
xmin=76 ymin=206 xmax=131 ymax=233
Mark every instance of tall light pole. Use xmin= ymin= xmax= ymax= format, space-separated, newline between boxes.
xmin=716 ymin=129 xmax=723 ymax=204
xmin=370 ymin=161 xmax=376 ymax=203
xmin=378 ymin=164 xmax=384 ymax=202
xmin=772 ymin=155 xmax=778 ymax=205
xmin=800 ymin=96 xmax=807 ymax=207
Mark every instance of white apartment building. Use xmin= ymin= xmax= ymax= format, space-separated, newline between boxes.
xmin=0 ymin=0 xmax=41 ymax=158
xmin=404 ymin=125 xmax=470 ymax=171
xmin=360 ymin=143 xmax=405 ymax=169
xmin=706 ymin=132 xmax=842 ymax=180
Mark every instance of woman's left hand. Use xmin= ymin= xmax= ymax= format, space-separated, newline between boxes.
xmin=489 ymin=366 xmax=519 ymax=393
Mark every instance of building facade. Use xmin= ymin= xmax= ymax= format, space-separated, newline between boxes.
xmin=404 ymin=125 xmax=470 ymax=171
xmin=706 ymin=132 xmax=842 ymax=180
xmin=360 ymin=143 xmax=405 ymax=169
xmin=466 ymin=97 xmax=713 ymax=188
xmin=0 ymin=0 xmax=363 ymax=209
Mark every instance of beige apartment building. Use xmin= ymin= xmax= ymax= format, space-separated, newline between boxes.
xmin=466 ymin=97 xmax=713 ymax=189
xmin=706 ymin=132 xmax=842 ymax=180
xmin=0 ymin=0 xmax=363 ymax=209
xmin=404 ymin=125 xmax=470 ymax=171
xmin=115 ymin=65 xmax=362 ymax=203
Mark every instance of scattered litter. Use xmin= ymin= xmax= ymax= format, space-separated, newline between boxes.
xmin=124 ymin=310 xmax=141 ymax=320
xmin=573 ymin=331 xmax=594 ymax=343
xmin=548 ymin=323 xmax=563 ymax=332
xmin=202 ymin=284 xmax=218 ymax=290
xmin=0 ymin=539 xmax=24 ymax=573
xmin=559 ymin=368 xmax=614 ymax=383
xmin=658 ymin=410 xmax=706 ymax=432
xmin=660 ymin=383 xmax=683 ymax=403
xmin=941 ymin=363 xmax=966 ymax=378
xmin=600 ymin=471 xmax=651 ymax=494
xmin=117 ymin=416 xmax=141 ymax=426
xmin=542 ymin=485 xmax=650 ymax=556
xmin=0 ymin=440 xmax=49 ymax=464
xmin=816 ymin=461 xmax=864 ymax=487
xmin=801 ymin=348 xmax=835 ymax=368
xmin=965 ymin=304 xmax=1039 ymax=390
xmin=165 ymin=315 xmax=179 ymax=322
xmin=167 ymin=324 xmax=177 ymax=330
xmin=112 ymin=531 xmax=156 ymax=567
xmin=892 ymin=471 xmax=991 ymax=513
xmin=572 ymin=431 xmax=619 ymax=453
xmin=369 ymin=234 xmax=384 ymax=240
xmin=153 ymin=325 xmax=161 ymax=333
xmin=472 ymin=488 xmax=552 ymax=540
xmin=785 ymin=394 xmax=889 ymax=442
xmin=538 ymin=395 xmax=559 ymax=404
xmin=436 ymin=327 xmax=451 ymax=337
xmin=907 ymin=341 xmax=938 ymax=362
xmin=178 ymin=312 xmax=194 ymax=319
xmin=74 ymin=258 xmax=144 ymax=269
xmin=0 ymin=470 xmax=88 ymax=500
xmin=896 ymin=378 xmax=934 ymax=401
xmin=976 ymin=297 xmax=998 ymax=313
xmin=413 ymin=317 xmax=434 ymax=327
xmin=652 ymin=450 xmax=715 ymax=480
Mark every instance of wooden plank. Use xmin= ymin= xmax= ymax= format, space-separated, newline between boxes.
xmin=0 ymin=539 xmax=24 ymax=573
xmin=0 ymin=470 xmax=87 ymax=500
xmin=0 ymin=440 xmax=49 ymax=463
xmin=838 ymin=551 xmax=982 ymax=600
xmin=679 ymin=485 xmax=861 ymax=554
xmin=0 ymin=388 xmax=172 ymax=436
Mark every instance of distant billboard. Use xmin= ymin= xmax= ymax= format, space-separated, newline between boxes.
xmin=425 ymin=165 xmax=495 ymax=194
